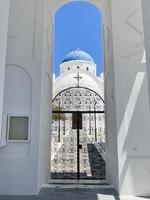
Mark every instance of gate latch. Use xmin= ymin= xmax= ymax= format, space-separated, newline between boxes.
xmin=79 ymin=144 xmax=82 ymax=149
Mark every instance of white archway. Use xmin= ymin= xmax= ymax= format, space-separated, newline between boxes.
xmin=50 ymin=0 xmax=118 ymax=189
xmin=1 ymin=0 xmax=150 ymax=197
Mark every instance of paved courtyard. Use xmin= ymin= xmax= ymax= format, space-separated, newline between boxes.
xmin=0 ymin=187 xmax=119 ymax=200
xmin=0 ymin=187 xmax=150 ymax=200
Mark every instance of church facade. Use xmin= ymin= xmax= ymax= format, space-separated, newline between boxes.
xmin=0 ymin=0 xmax=150 ymax=198
xmin=51 ymin=50 xmax=105 ymax=179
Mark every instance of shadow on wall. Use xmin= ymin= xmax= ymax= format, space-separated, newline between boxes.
xmin=118 ymin=71 xmax=146 ymax=194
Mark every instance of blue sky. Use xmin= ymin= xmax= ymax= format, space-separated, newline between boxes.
xmin=54 ymin=1 xmax=103 ymax=77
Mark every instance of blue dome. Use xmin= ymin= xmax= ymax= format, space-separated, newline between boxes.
xmin=62 ymin=50 xmax=94 ymax=63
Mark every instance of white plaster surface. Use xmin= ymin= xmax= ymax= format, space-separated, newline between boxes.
xmin=110 ymin=0 xmax=150 ymax=197
xmin=142 ymin=0 xmax=150 ymax=105
xmin=0 ymin=0 xmax=10 ymax=145
xmin=0 ymin=0 xmax=150 ymax=198
xmin=120 ymin=197 xmax=150 ymax=200
xmin=53 ymin=66 xmax=104 ymax=99
xmin=0 ymin=0 xmax=52 ymax=195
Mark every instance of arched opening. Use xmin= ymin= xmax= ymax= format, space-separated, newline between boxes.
xmin=0 ymin=0 xmax=119 ymax=194
xmin=1 ymin=0 xmax=150 ymax=196
xmin=51 ymin=1 xmax=106 ymax=181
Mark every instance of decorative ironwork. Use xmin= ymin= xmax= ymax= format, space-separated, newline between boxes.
xmin=51 ymin=86 xmax=106 ymax=180
xmin=53 ymin=87 xmax=104 ymax=112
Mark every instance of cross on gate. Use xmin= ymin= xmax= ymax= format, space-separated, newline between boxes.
xmin=74 ymin=72 xmax=83 ymax=87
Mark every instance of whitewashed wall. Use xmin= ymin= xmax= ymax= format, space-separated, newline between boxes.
xmin=60 ymin=60 xmax=96 ymax=75
xmin=0 ymin=0 xmax=150 ymax=197
xmin=0 ymin=0 xmax=10 ymax=145
xmin=142 ymin=0 xmax=150 ymax=104
xmin=37 ymin=0 xmax=53 ymax=191
xmin=103 ymin=0 xmax=119 ymax=192
xmin=0 ymin=0 xmax=52 ymax=195
xmin=0 ymin=0 xmax=117 ymax=195
xmin=111 ymin=0 xmax=150 ymax=196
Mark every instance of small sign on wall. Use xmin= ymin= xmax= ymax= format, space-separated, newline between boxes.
xmin=7 ymin=116 xmax=29 ymax=141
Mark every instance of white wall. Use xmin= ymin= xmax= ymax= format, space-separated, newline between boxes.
xmin=1 ymin=0 xmax=150 ymax=197
xmin=53 ymin=69 xmax=104 ymax=99
xmin=37 ymin=0 xmax=53 ymax=191
xmin=0 ymin=0 xmax=118 ymax=195
xmin=111 ymin=0 xmax=150 ymax=196
xmin=0 ymin=0 xmax=10 ymax=145
xmin=0 ymin=0 xmax=52 ymax=195
xmin=104 ymin=0 xmax=119 ymax=191
xmin=142 ymin=0 xmax=150 ymax=105
xmin=60 ymin=60 xmax=96 ymax=75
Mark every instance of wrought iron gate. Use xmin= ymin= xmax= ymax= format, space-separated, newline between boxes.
xmin=51 ymin=87 xmax=106 ymax=180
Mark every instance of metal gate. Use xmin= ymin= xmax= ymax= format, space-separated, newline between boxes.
xmin=51 ymin=87 xmax=106 ymax=180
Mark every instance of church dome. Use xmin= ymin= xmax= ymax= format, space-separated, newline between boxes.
xmin=62 ymin=49 xmax=94 ymax=63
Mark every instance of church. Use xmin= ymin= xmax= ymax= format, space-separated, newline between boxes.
xmin=1 ymin=0 xmax=150 ymax=199
xmin=51 ymin=49 xmax=105 ymax=179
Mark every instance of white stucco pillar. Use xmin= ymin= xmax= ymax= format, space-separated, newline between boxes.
xmin=0 ymin=0 xmax=10 ymax=141
xmin=142 ymin=0 xmax=150 ymax=104
xmin=111 ymin=0 xmax=150 ymax=196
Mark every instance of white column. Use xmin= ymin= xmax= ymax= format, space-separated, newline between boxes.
xmin=111 ymin=0 xmax=150 ymax=196
xmin=142 ymin=0 xmax=150 ymax=104
xmin=0 ymin=0 xmax=10 ymax=140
